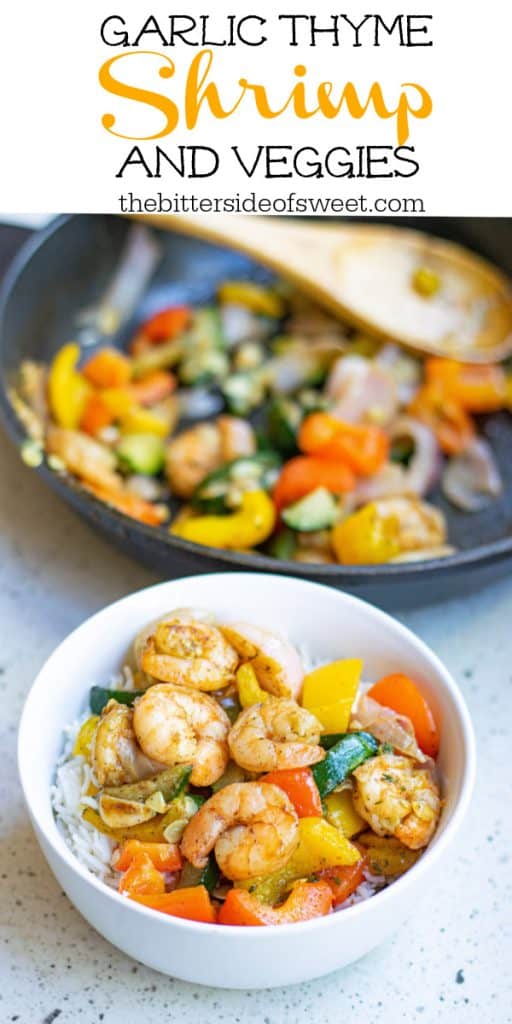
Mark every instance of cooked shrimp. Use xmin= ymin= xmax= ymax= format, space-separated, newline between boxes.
xmin=221 ymin=622 xmax=304 ymax=699
xmin=136 ymin=610 xmax=239 ymax=691
xmin=327 ymin=354 xmax=398 ymax=426
xmin=165 ymin=422 xmax=222 ymax=499
xmin=373 ymin=496 xmax=446 ymax=553
xmin=352 ymin=753 xmax=441 ymax=850
xmin=92 ymin=700 xmax=161 ymax=787
xmin=46 ymin=426 xmax=122 ymax=492
xmin=133 ymin=683 xmax=230 ymax=786
xmin=228 ymin=698 xmax=324 ymax=773
xmin=217 ymin=414 xmax=256 ymax=462
xmin=180 ymin=781 xmax=299 ymax=880
xmin=165 ymin=417 xmax=256 ymax=499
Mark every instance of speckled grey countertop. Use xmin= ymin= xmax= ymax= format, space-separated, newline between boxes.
xmin=1 ymin=434 xmax=511 ymax=1024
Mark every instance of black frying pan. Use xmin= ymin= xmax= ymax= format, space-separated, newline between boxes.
xmin=1 ymin=214 xmax=511 ymax=608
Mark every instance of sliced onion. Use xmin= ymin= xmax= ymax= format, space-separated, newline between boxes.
xmin=389 ymin=416 xmax=441 ymax=496
xmin=326 ymin=355 xmax=398 ymax=425
xmin=352 ymin=694 xmax=427 ymax=763
xmin=125 ymin=475 xmax=164 ymax=502
xmin=267 ymin=349 xmax=323 ymax=393
xmin=353 ymin=463 xmax=409 ymax=505
xmin=220 ymin=304 xmax=271 ymax=347
xmin=178 ymin=388 xmax=224 ymax=420
xmin=442 ymin=437 xmax=503 ymax=511
xmin=375 ymin=344 xmax=422 ymax=403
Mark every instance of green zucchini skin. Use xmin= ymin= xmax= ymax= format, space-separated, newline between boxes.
xmin=116 ymin=434 xmax=165 ymax=476
xmin=191 ymin=452 xmax=281 ymax=514
xmin=281 ymin=487 xmax=338 ymax=532
xmin=89 ymin=686 xmax=146 ymax=715
xmin=266 ymin=527 xmax=297 ymax=561
xmin=178 ymin=855 xmax=219 ymax=893
xmin=266 ymin=397 xmax=302 ymax=457
xmin=312 ymin=731 xmax=379 ymax=797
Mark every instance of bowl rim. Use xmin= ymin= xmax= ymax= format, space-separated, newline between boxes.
xmin=1 ymin=212 xmax=511 ymax=585
xmin=18 ymin=572 xmax=476 ymax=939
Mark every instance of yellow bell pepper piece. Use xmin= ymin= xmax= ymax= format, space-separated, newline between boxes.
xmin=48 ymin=343 xmax=91 ymax=428
xmin=101 ymin=387 xmax=135 ymax=418
xmin=302 ymin=658 xmax=362 ymax=709
xmin=307 ymin=703 xmax=353 ymax=732
xmin=358 ymin=832 xmax=420 ymax=877
xmin=170 ymin=490 xmax=276 ymax=550
xmin=331 ymin=503 xmax=400 ymax=565
xmin=73 ymin=716 xmax=100 ymax=760
xmin=237 ymin=816 xmax=360 ymax=904
xmin=218 ymin=281 xmax=285 ymax=319
xmin=324 ymin=790 xmax=365 ymax=838
xmin=237 ymin=663 xmax=269 ymax=708
xmin=302 ymin=659 xmax=362 ymax=732
xmin=293 ymin=817 xmax=360 ymax=872
xmin=120 ymin=405 xmax=170 ymax=437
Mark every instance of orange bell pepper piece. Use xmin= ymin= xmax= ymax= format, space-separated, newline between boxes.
xmin=425 ymin=358 xmax=506 ymax=413
xmin=408 ymin=384 xmax=475 ymax=455
xmin=129 ymin=885 xmax=217 ymax=923
xmin=82 ymin=348 xmax=133 ymax=389
xmin=141 ymin=306 xmax=191 ymax=344
xmin=273 ymin=456 xmax=355 ymax=510
xmin=128 ymin=370 xmax=176 ymax=406
xmin=80 ymin=393 xmax=116 ymax=436
xmin=118 ymin=852 xmax=166 ymax=896
xmin=367 ymin=672 xmax=440 ymax=758
xmin=83 ymin=482 xmax=167 ymax=526
xmin=298 ymin=412 xmax=341 ymax=453
xmin=262 ymin=768 xmax=323 ymax=818
xmin=319 ymin=855 xmax=368 ymax=907
xmin=112 ymin=840 xmax=182 ymax=873
xmin=299 ymin=413 xmax=389 ymax=477
xmin=218 ymin=881 xmax=333 ymax=926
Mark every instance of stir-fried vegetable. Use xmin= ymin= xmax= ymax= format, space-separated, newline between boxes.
xmin=331 ymin=503 xmax=400 ymax=565
xmin=319 ymin=856 xmax=368 ymax=906
xmin=89 ymin=686 xmax=146 ymax=714
xmin=192 ymin=452 xmax=281 ymax=515
xmin=273 ymin=456 xmax=355 ymax=510
xmin=112 ymin=840 xmax=182 ymax=873
xmin=218 ymin=880 xmax=333 ymax=926
xmin=20 ymin=271 xmax=510 ymax=563
xmin=130 ymin=886 xmax=217 ymax=923
xmin=54 ymin=609 xmax=443 ymax=929
xmin=367 ymin=673 xmax=440 ymax=758
xmin=48 ymin=343 xmax=91 ymax=429
xmin=302 ymin=659 xmax=362 ymax=732
xmin=262 ymin=768 xmax=323 ymax=818
xmin=312 ymin=732 xmax=379 ymax=797
xmin=323 ymin=789 xmax=366 ymax=837
xmin=170 ymin=490 xmax=276 ymax=549
xmin=82 ymin=348 xmax=132 ymax=389
xmin=298 ymin=413 xmax=389 ymax=476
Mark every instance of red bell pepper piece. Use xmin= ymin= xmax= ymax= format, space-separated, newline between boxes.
xmin=262 ymin=768 xmax=322 ymax=818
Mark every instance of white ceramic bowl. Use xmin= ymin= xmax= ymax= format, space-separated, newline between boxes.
xmin=18 ymin=573 xmax=475 ymax=989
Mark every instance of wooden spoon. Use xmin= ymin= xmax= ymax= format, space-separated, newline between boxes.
xmin=132 ymin=214 xmax=512 ymax=363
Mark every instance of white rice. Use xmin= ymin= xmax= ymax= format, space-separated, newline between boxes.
xmin=51 ymin=664 xmax=137 ymax=888
xmin=51 ymin=659 xmax=388 ymax=908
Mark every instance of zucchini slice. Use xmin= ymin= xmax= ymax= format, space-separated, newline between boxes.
xmin=192 ymin=452 xmax=281 ymax=514
xmin=282 ymin=487 xmax=339 ymax=532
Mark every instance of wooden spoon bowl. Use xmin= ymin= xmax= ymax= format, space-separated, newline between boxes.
xmin=134 ymin=214 xmax=512 ymax=363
